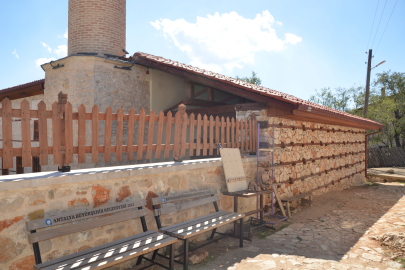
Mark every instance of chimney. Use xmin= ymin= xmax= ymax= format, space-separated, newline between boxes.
xmin=68 ymin=0 xmax=126 ymax=56
xmin=381 ymin=87 xmax=385 ymax=97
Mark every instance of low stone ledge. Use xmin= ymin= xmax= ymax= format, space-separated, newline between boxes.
xmin=0 ymin=156 xmax=263 ymax=192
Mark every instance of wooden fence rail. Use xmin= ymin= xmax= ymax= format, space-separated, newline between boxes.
xmin=0 ymin=92 xmax=257 ymax=171
xmin=367 ymin=147 xmax=405 ymax=168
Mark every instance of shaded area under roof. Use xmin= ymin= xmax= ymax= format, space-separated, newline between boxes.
xmin=133 ymin=52 xmax=383 ymax=130
xmin=0 ymin=79 xmax=45 ymax=102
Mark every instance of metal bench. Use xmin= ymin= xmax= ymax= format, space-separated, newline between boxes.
xmin=281 ymin=192 xmax=313 ymax=217
xmin=151 ymin=189 xmax=245 ymax=270
xmin=26 ymin=199 xmax=177 ymax=270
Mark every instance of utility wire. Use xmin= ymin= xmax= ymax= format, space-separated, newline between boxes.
xmin=371 ymin=0 xmax=388 ymax=49
xmin=375 ymin=0 xmax=399 ymax=52
xmin=366 ymin=0 xmax=380 ymax=50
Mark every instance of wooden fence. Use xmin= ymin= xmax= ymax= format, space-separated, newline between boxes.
xmin=367 ymin=147 xmax=405 ymax=168
xmin=0 ymin=92 xmax=257 ymax=172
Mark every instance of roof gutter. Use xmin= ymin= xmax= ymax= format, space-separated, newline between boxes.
xmin=365 ymin=128 xmax=383 ymax=179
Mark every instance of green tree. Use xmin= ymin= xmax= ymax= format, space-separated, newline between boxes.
xmin=236 ymin=71 xmax=262 ymax=86
xmin=307 ymin=70 xmax=405 ymax=147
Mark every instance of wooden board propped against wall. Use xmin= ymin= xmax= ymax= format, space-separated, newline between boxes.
xmin=220 ymin=148 xmax=248 ymax=192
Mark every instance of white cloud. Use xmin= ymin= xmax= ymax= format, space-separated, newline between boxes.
xmin=40 ymin=42 xmax=52 ymax=53
xmin=285 ymin=33 xmax=302 ymax=44
xmin=54 ymin=45 xmax=67 ymax=58
xmin=150 ymin=10 xmax=301 ymax=72
xmin=12 ymin=49 xmax=19 ymax=59
xmin=35 ymin=57 xmax=56 ymax=67
xmin=59 ymin=29 xmax=68 ymax=38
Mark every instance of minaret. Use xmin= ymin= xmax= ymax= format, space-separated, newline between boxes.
xmin=68 ymin=0 xmax=126 ymax=56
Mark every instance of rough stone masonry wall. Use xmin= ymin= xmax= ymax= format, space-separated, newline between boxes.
xmin=237 ymin=109 xmax=367 ymax=208
xmin=0 ymin=158 xmax=257 ymax=270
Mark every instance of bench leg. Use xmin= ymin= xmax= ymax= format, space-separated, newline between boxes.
xmin=286 ymin=201 xmax=291 ymax=218
xmin=136 ymin=255 xmax=144 ymax=265
xmin=169 ymin=244 xmax=174 ymax=270
xmin=183 ymin=239 xmax=189 ymax=270
xmin=209 ymin=228 xmax=217 ymax=240
xmin=239 ymin=218 xmax=243 ymax=247
xmin=151 ymin=250 xmax=158 ymax=261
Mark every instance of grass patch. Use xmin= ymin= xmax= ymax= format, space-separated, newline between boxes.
xmin=200 ymin=254 xmax=217 ymax=265
xmin=320 ymin=219 xmax=325 ymax=222
xmin=296 ymin=236 xmax=302 ymax=241
xmin=363 ymin=182 xmax=380 ymax=188
xmin=394 ymin=257 xmax=405 ymax=268
xmin=256 ymin=221 xmax=292 ymax=239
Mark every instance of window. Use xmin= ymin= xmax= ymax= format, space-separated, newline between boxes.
xmin=32 ymin=157 xmax=41 ymax=172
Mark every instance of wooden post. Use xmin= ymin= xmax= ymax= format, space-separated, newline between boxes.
xmin=57 ymin=92 xmax=70 ymax=172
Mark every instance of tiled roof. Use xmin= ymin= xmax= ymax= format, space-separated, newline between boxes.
xmin=0 ymin=79 xmax=45 ymax=101
xmin=0 ymin=79 xmax=45 ymax=94
xmin=134 ymin=52 xmax=382 ymax=128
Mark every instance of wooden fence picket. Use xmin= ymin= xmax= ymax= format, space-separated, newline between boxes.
xmin=116 ymin=108 xmax=124 ymax=162
xmin=21 ymin=100 xmax=32 ymax=167
xmin=155 ymin=111 xmax=164 ymax=159
xmin=65 ymin=102 xmax=73 ymax=164
xmin=231 ymin=118 xmax=235 ymax=148
xmin=91 ymin=105 xmax=99 ymax=163
xmin=127 ymin=108 xmax=135 ymax=161
xmin=78 ymin=104 xmax=86 ymax=163
xmin=146 ymin=110 xmax=155 ymax=160
xmin=196 ymin=114 xmax=202 ymax=156
xmin=203 ymin=115 xmax=208 ymax=156
xmin=104 ymin=106 xmax=112 ymax=162
xmin=164 ymin=111 xmax=172 ymax=158
xmin=189 ymin=113 xmax=195 ymax=156
xmin=52 ymin=101 xmax=61 ymax=165
xmin=226 ymin=117 xmax=230 ymax=148
xmin=1 ymin=98 xmax=13 ymax=169
xmin=38 ymin=101 xmax=48 ymax=166
xmin=221 ymin=116 xmax=225 ymax=147
xmin=215 ymin=116 xmax=220 ymax=151
xmin=209 ymin=115 xmax=214 ymax=155
xmin=137 ymin=109 xmax=145 ymax=160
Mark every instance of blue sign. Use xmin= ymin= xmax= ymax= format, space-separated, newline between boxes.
xmin=161 ymin=197 xmax=166 ymax=203
xmin=45 ymin=219 xmax=53 ymax=226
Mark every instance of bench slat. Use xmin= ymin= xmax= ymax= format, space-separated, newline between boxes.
xmin=35 ymin=230 xmax=158 ymax=269
xmin=26 ymin=199 xmax=146 ymax=231
xmin=156 ymin=195 xmax=219 ymax=216
xmin=38 ymin=232 xmax=173 ymax=270
xmin=168 ymin=213 xmax=244 ymax=239
xmin=29 ymin=208 xmax=149 ymax=244
xmin=36 ymin=234 xmax=177 ymax=270
xmin=157 ymin=211 xmax=228 ymax=232
xmin=281 ymin=192 xmax=312 ymax=202
xmin=151 ymin=189 xmax=216 ymax=205
xmin=161 ymin=212 xmax=241 ymax=234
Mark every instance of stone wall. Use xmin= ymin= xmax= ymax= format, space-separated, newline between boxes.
xmin=0 ymin=157 xmax=258 ymax=270
xmin=237 ymin=109 xmax=367 ymax=210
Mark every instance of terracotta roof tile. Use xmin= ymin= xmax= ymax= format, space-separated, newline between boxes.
xmin=0 ymin=79 xmax=45 ymax=94
xmin=134 ymin=52 xmax=382 ymax=128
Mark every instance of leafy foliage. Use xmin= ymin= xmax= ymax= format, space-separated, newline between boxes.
xmin=236 ymin=71 xmax=262 ymax=86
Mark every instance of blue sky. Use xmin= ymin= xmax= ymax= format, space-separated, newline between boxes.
xmin=1 ymin=0 xmax=403 ymax=101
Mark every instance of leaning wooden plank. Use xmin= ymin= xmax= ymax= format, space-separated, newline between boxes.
xmin=116 ymin=107 xmax=124 ymax=162
xmin=146 ymin=110 xmax=155 ymax=159
xmin=1 ymin=98 xmax=13 ymax=169
xmin=26 ymin=199 xmax=146 ymax=230
xmin=159 ymin=211 xmax=229 ymax=232
xmin=127 ymin=108 xmax=135 ymax=161
xmin=164 ymin=111 xmax=172 ymax=158
xmin=189 ymin=113 xmax=195 ymax=157
xmin=158 ymin=195 xmax=220 ymax=215
xmin=137 ymin=109 xmax=146 ymax=160
xmin=38 ymin=235 xmax=177 ymax=270
xmin=272 ymin=185 xmax=287 ymax=217
xmin=196 ymin=114 xmax=202 ymax=156
xmin=162 ymin=211 xmax=238 ymax=234
xmin=28 ymin=208 xmax=149 ymax=244
xmin=203 ymin=115 xmax=208 ymax=156
xmin=209 ymin=115 xmax=214 ymax=155
xmin=173 ymin=213 xmax=244 ymax=239
xmin=38 ymin=102 xmax=49 ymax=165
xmin=35 ymin=230 xmax=158 ymax=269
xmin=151 ymin=189 xmax=216 ymax=205
xmin=21 ymin=100 xmax=32 ymax=167
xmin=65 ymin=102 xmax=74 ymax=164
xmin=155 ymin=111 xmax=164 ymax=159
xmin=104 ymin=106 xmax=113 ymax=162
xmin=91 ymin=105 xmax=99 ymax=163
xmin=51 ymin=102 xmax=61 ymax=165
xmin=78 ymin=104 xmax=86 ymax=163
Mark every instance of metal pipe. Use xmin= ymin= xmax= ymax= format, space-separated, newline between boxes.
xmin=365 ymin=128 xmax=382 ymax=178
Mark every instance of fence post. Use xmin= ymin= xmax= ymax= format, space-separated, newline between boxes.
xmin=57 ymin=92 xmax=70 ymax=172
xmin=250 ymin=114 xmax=257 ymax=153
xmin=174 ymin=103 xmax=186 ymax=161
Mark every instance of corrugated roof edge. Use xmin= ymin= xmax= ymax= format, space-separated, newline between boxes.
xmin=134 ymin=52 xmax=382 ymax=129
